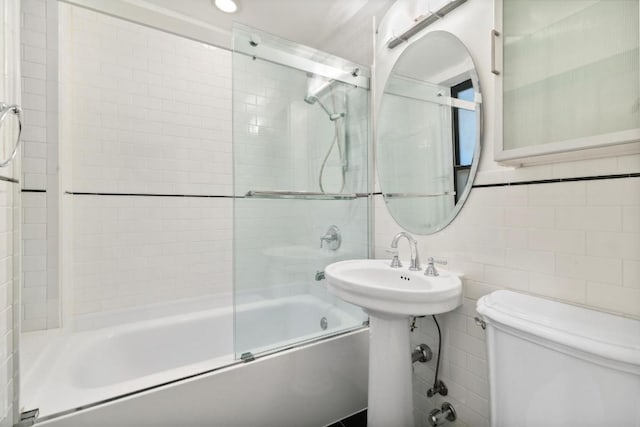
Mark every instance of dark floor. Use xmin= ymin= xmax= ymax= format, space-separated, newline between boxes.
xmin=327 ymin=410 xmax=367 ymax=427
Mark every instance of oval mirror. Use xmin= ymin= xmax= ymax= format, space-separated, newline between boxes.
xmin=377 ymin=31 xmax=482 ymax=234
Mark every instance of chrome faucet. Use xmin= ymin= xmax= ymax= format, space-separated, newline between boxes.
xmin=389 ymin=232 xmax=421 ymax=271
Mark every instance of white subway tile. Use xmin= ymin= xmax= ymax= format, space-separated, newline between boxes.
xmin=23 ymin=207 xmax=47 ymax=224
xmin=21 ymin=29 xmax=46 ymax=50
xmin=528 ymin=181 xmax=586 ymax=206
xmin=21 ymin=193 xmax=46 ymax=208
xmin=23 ymin=301 xmax=47 ymax=319
xmin=448 ymin=365 xmax=489 ymax=399
xmin=586 ymin=282 xmax=640 ymax=316
xmin=22 ymin=157 xmax=47 ymax=174
xmin=555 ymin=253 xmax=622 ymax=285
xmin=622 ymin=207 xmax=640 ymax=232
xmin=23 ymin=141 xmax=47 ymax=159
xmin=528 ymin=228 xmax=586 ymax=255
xmin=551 ymin=157 xmax=619 ymax=179
xmin=22 ymin=224 xmax=46 ymax=240
xmin=505 ymin=248 xmax=555 ymax=274
xmin=22 ymin=45 xmax=46 ymax=65
xmin=529 ymin=273 xmax=586 ymax=304
xmin=22 ymin=77 xmax=46 ymax=95
xmin=21 ymin=61 xmax=46 ymax=79
xmin=21 ymin=126 xmax=46 ymax=143
xmin=587 ymin=178 xmax=640 ymax=206
xmin=22 ymin=13 xmax=46 ymax=33
xmin=587 ymin=231 xmax=640 ymax=260
xmin=22 ymin=0 xmax=47 ymax=17
xmin=448 ymin=330 xmax=486 ymax=359
xmin=21 ymin=317 xmax=47 ymax=332
xmin=556 ymin=206 xmax=622 ymax=231
xmin=21 ymin=287 xmax=46 ymax=304
xmin=23 ymin=174 xmax=47 ymax=189
xmin=466 ymin=354 xmax=488 ymax=380
xmin=483 ymin=265 xmax=528 ymax=291
xmin=623 ymin=260 xmax=640 ymax=289
xmin=22 ymin=256 xmax=46 ymax=272
xmin=505 ymin=206 xmax=554 ymax=228
xmin=23 ymin=271 xmax=46 ymax=288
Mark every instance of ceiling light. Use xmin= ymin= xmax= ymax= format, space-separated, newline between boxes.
xmin=214 ymin=0 xmax=238 ymax=13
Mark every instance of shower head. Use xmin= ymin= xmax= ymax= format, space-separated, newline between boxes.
xmin=303 ymin=95 xmax=345 ymax=121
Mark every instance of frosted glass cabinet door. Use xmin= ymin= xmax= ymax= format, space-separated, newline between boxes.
xmin=495 ymin=0 xmax=640 ymax=164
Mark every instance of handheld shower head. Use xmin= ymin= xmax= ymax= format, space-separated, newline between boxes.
xmin=304 ymin=95 xmax=344 ymax=121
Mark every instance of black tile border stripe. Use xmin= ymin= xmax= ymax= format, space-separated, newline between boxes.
xmin=370 ymin=173 xmax=640 ymax=196
xmin=31 ymin=174 xmax=640 ymax=199
xmin=472 ymin=172 xmax=640 ymax=189
xmin=64 ymin=191 xmax=374 ymax=199
xmin=65 ymin=191 xmax=235 ymax=198
xmin=0 ymin=176 xmax=19 ymax=184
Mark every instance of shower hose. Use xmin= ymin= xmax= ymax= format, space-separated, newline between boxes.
xmin=318 ymin=89 xmax=345 ymax=193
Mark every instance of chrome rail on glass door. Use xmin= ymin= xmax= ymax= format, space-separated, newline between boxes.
xmin=384 ymin=191 xmax=456 ymax=198
xmin=0 ymin=102 xmax=22 ymax=167
xmin=244 ymin=190 xmax=358 ymax=200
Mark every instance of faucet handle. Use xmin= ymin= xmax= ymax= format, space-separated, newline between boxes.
xmin=386 ymin=249 xmax=402 ymax=268
xmin=425 ymin=257 xmax=447 ymax=276
xmin=320 ymin=225 xmax=341 ymax=251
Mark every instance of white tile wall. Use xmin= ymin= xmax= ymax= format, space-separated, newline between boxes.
xmin=70 ymin=195 xmax=232 ymax=315
xmin=0 ymin=0 xmax=21 ymax=417
xmin=65 ymin=6 xmax=232 ymax=196
xmin=375 ymin=177 xmax=640 ymax=427
xmin=0 ymin=181 xmax=18 ymax=427
xmin=20 ymin=0 xmax=59 ymax=332
xmin=20 ymin=0 xmax=48 ymax=190
xmin=59 ymin=5 xmax=235 ymax=318
xmin=21 ymin=192 xmax=47 ymax=331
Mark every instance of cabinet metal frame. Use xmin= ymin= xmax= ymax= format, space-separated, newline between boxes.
xmin=492 ymin=0 xmax=640 ymax=166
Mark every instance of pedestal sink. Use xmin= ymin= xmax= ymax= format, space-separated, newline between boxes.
xmin=324 ymin=259 xmax=462 ymax=427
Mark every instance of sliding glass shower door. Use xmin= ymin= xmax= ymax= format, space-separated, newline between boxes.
xmin=232 ymin=25 xmax=370 ymax=358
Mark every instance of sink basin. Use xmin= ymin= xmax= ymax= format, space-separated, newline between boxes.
xmin=324 ymin=259 xmax=462 ymax=316
xmin=324 ymin=258 xmax=463 ymax=427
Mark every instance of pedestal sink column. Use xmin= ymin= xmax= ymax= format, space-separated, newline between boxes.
xmin=367 ymin=311 xmax=413 ymax=427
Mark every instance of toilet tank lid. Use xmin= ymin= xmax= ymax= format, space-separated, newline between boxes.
xmin=477 ymin=290 xmax=640 ymax=367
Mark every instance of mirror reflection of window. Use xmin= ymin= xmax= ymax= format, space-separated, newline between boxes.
xmin=377 ymin=31 xmax=482 ymax=235
xmin=451 ymin=80 xmax=475 ymax=203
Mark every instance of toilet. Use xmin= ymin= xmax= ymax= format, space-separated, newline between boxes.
xmin=476 ymin=290 xmax=640 ymax=427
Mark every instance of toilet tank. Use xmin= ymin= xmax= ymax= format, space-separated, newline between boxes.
xmin=476 ymin=290 xmax=640 ymax=427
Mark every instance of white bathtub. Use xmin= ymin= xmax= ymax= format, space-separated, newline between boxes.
xmin=22 ymin=294 xmax=369 ymax=426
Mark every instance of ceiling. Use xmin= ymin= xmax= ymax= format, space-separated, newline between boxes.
xmin=140 ymin=0 xmax=395 ymax=65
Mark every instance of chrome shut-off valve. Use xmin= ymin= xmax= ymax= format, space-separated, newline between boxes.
xmin=428 ymin=402 xmax=457 ymax=426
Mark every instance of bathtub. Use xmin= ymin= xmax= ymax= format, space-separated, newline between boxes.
xmin=22 ymin=294 xmax=369 ymax=426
